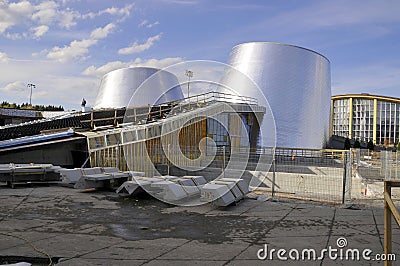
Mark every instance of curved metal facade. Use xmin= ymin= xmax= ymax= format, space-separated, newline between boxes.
xmin=221 ymin=42 xmax=331 ymax=148
xmin=94 ymin=67 xmax=184 ymax=109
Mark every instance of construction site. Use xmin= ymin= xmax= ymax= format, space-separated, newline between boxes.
xmin=0 ymin=44 xmax=399 ymax=265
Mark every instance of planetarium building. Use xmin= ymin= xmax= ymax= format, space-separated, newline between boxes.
xmin=94 ymin=67 xmax=184 ymax=109
xmin=220 ymin=42 xmax=331 ymax=149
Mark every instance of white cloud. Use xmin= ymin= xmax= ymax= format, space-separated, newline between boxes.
xmin=147 ymin=21 xmax=159 ymax=28
xmin=31 ymin=25 xmax=49 ymax=38
xmin=118 ymin=34 xmax=162 ymax=55
xmin=100 ymin=4 xmax=133 ymax=17
xmin=0 ymin=81 xmax=26 ymax=93
xmin=82 ymin=57 xmax=183 ymax=77
xmin=0 ymin=1 xmax=134 ymax=38
xmin=82 ymin=4 xmax=134 ymax=20
xmin=5 ymin=32 xmax=22 ymax=40
xmin=45 ymin=22 xmax=118 ymax=63
xmin=32 ymin=1 xmax=58 ymax=25
xmin=0 ymin=52 xmax=10 ymax=62
xmin=139 ymin=20 xmax=159 ymax=28
xmin=0 ymin=0 xmax=33 ymax=34
xmin=82 ymin=61 xmax=133 ymax=77
xmin=0 ymin=59 xmax=99 ymax=109
xmin=58 ymin=9 xmax=79 ymax=29
xmin=9 ymin=1 xmax=33 ymax=16
xmin=138 ymin=20 xmax=148 ymax=27
xmin=90 ymin=23 xmax=116 ymax=39
xmin=46 ymin=39 xmax=98 ymax=63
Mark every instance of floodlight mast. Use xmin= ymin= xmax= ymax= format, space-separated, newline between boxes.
xmin=27 ymin=83 xmax=36 ymax=106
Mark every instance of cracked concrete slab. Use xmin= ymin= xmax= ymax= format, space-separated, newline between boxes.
xmin=0 ymin=184 xmax=395 ymax=265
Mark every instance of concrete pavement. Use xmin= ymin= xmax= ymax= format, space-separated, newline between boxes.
xmin=0 ymin=184 xmax=398 ymax=265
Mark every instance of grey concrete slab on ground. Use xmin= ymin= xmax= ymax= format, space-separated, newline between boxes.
xmin=57 ymin=258 xmax=146 ymax=266
xmin=0 ymin=184 xmax=397 ymax=265
xmin=158 ymin=240 xmax=250 ymax=261
xmin=82 ymin=238 xmax=189 ymax=260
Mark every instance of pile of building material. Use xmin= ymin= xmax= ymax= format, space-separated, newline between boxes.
xmin=117 ymin=175 xmax=250 ymax=206
xmin=117 ymin=175 xmax=207 ymax=201
xmin=201 ymin=178 xmax=249 ymax=206
xmin=59 ymin=167 xmax=142 ymax=190
xmin=0 ymin=163 xmax=62 ymax=188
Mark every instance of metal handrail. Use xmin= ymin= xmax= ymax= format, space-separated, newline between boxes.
xmin=85 ymin=91 xmax=259 ymax=129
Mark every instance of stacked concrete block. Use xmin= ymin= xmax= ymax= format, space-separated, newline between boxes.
xmin=201 ymin=183 xmax=236 ymax=206
xmin=59 ymin=169 xmax=84 ymax=184
xmin=116 ymin=178 xmax=152 ymax=195
xmin=116 ymin=175 xmax=206 ymax=202
xmin=59 ymin=167 xmax=140 ymax=190
xmin=176 ymin=178 xmax=200 ymax=197
xmin=0 ymin=164 xmax=62 ymax=188
xmin=182 ymin=176 xmax=207 ymax=187
xmin=151 ymin=180 xmax=188 ymax=201
xmin=200 ymin=178 xmax=249 ymax=206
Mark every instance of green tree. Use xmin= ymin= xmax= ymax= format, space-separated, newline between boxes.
xmin=397 ymin=142 xmax=400 ymax=151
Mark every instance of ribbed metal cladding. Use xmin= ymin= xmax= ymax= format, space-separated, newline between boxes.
xmin=94 ymin=67 xmax=184 ymax=109
xmin=221 ymin=42 xmax=331 ymax=148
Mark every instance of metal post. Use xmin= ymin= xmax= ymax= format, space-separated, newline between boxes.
xmin=222 ymin=146 xmax=226 ymax=178
xmin=134 ymin=108 xmax=137 ymax=123
xmin=384 ymin=181 xmax=392 ymax=266
xmin=272 ymin=147 xmax=276 ymax=199
xmin=167 ymin=143 xmax=170 ymax=176
xmin=396 ymin=152 xmax=398 ymax=180
xmin=342 ymin=151 xmax=348 ymax=204
xmin=27 ymin=83 xmax=35 ymax=106
xmin=90 ymin=111 xmax=94 ymax=129
xmin=185 ymin=70 xmax=193 ymax=109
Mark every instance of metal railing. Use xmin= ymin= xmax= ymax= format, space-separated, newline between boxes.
xmin=384 ymin=180 xmax=400 ymax=266
xmin=82 ymin=91 xmax=259 ymax=129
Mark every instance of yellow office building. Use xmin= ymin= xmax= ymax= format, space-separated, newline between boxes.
xmin=331 ymin=94 xmax=400 ymax=145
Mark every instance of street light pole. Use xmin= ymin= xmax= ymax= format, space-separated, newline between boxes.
xmin=185 ymin=70 xmax=193 ymax=107
xmin=27 ymin=83 xmax=36 ymax=106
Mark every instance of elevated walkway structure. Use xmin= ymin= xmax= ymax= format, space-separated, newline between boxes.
xmin=80 ymin=92 xmax=265 ymax=176
xmin=0 ymin=91 xmax=265 ymax=172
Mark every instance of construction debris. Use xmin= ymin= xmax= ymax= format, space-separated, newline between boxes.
xmin=117 ymin=175 xmax=250 ymax=206
xmin=59 ymin=167 xmax=142 ymax=190
xmin=1 ymin=163 xmax=251 ymax=206
xmin=201 ymin=178 xmax=249 ymax=206
xmin=0 ymin=163 xmax=62 ymax=188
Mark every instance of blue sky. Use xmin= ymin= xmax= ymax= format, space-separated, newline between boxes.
xmin=0 ymin=0 xmax=399 ymax=110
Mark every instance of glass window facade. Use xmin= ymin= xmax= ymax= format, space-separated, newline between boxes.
xmin=332 ymin=98 xmax=350 ymax=138
xmin=351 ymin=98 xmax=374 ymax=142
xmin=376 ymin=101 xmax=400 ymax=145
xmin=207 ymin=114 xmax=230 ymax=147
xmin=332 ymin=96 xmax=400 ymax=145
xmin=206 ymin=113 xmax=253 ymax=147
